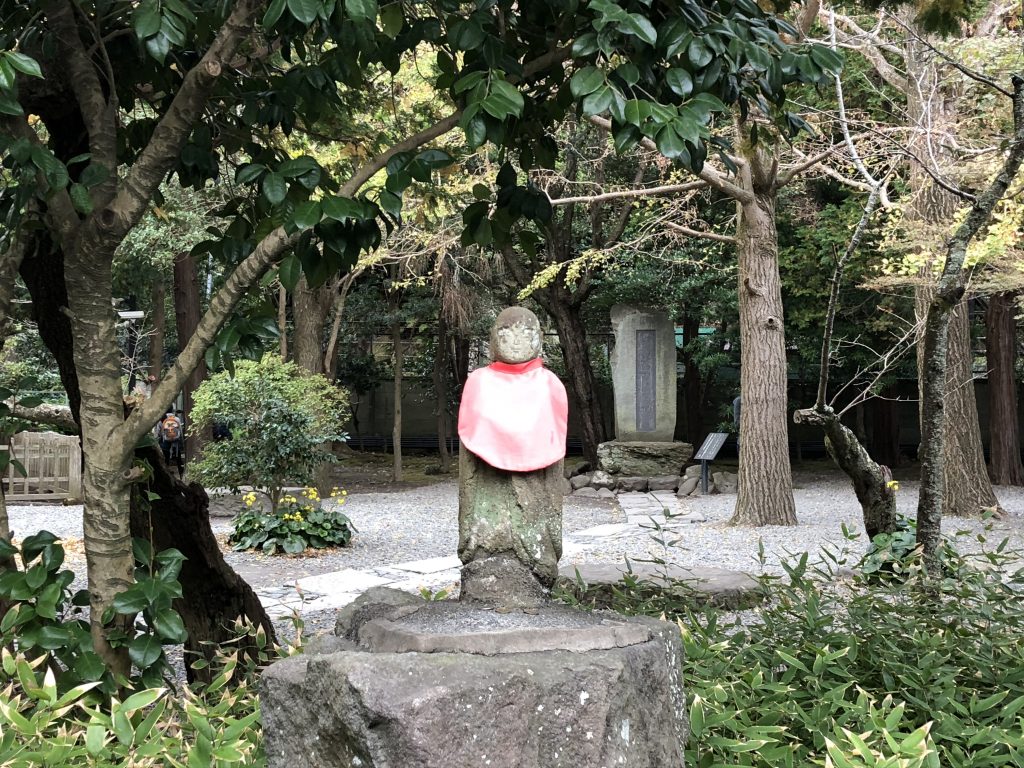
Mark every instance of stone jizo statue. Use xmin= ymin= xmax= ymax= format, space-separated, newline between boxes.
xmin=457 ymin=307 xmax=568 ymax=605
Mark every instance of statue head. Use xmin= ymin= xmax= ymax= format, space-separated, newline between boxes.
xmin=490 ymin=307 xmax=542 ymax=364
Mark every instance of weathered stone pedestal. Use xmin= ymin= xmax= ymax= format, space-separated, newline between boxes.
xmin=597 ymin=439 xmax=693 ymax=477
xmin=261 ymin=589 xmax=687 ymax=768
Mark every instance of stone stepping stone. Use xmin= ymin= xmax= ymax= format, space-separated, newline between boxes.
xmin=292 ymin=568 xmax=392 ymax=595
xmin=556 ymin=562 xmax=762 ymax=610
xmin=389 ymin=555 xmax=462 ymax=574
xmin=571 ymin=522 xmax=646 ymax=540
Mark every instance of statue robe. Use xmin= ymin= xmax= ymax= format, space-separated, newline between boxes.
xmin=457 ymin=358 xmax=568 ymax=472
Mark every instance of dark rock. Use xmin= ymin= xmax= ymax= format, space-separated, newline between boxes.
xmin=589 ymin=470 xmax=615 ymax=490
xmin=557 ymin=563 xmax=762 ymax=610
xmin=676 ymin=477 xmax=699 ymax=497
xmin=597 ymin=440 xmax=693 ymax=476
xmin=261 ymin=606 xmax=687 ymax=768
xmin=460 ymin=554 xmax=550 ymax=608
xmin=712 ymin=470 xmax=737 ymax=494
xmin=334 ymin=586 xmax=423 ymax=641
xmin=572 ymin=487 xmax=601 ymax=498
xmin=595 ymin=488 xmax=617 ymax=500
xmin=569 ymin=474 xmax=592 ymax=491
xmin=647 ymin=475 xmax=679 ymax=491
xmin=563 ymin=461 xmax=592 ymax=479
xmin=616 ymin=476 xmax=648 ymax=492
xmin=682 ymin=464 xmax=702 ymax=479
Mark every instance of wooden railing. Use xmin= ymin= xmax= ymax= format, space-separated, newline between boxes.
xmin=1 ymin=431 xmax=83 ymax=502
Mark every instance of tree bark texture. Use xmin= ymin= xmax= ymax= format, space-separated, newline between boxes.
xmin=985 ymin=291 xmax=1024 ymax=485
xmin=869 ymin=386 xmax=902 ymax=468
xmin=278 ymin=284 xmax=288 ymax=362
xmin=392 ymin=319 xmax=403 ymax=483
xmin=731 ymin=174 xmax=797 ymax=526
xmin=173 ymin=252 xmax=208 ymax=465
xmin=291 ymin=276 xmax=333 ymax=376
xmin=148 ymin=280 xmax=166 ymax=379
xmin=794 ymin=409 xmax=897 ymax=538
xmin=20 ymin=233 xmax=277 ymax=674
xmin=914 ymin=74 xmax=1024 ymax=563
xmin=131 ymin=449 xmax=275 ymax=683
xmin=547 ymin=301 xmax=607 ymax=467
xmin=433 ymin=314 xmax=452 ymax=473
xmin=942 ymin=301 xmax=1001 ymax=514
xmin=681 ymin=313 xmax=708 ymax=447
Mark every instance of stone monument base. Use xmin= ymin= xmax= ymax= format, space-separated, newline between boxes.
xmin=260 ymin=588 xmax=687 ymax=768
xmin=597 ymin=440 xmax=693 ymax=477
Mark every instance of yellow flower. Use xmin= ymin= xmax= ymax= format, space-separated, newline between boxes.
xmin=886 ymin=480 xmax=900 ymax=491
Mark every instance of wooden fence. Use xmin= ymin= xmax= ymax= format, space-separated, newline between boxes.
xmin=1 ymin=431 xmax=82 ymax=502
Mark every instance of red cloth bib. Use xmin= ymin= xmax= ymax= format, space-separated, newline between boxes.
xmin=458 ymin=358 xmax=568 ymax=472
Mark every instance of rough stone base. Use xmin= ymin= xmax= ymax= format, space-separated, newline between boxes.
xmin=261 ymin=593 xmax=687 ymax=768
xmin=557 ymin=563 xmax=763 ymax=610
xmin=597 ymin=440 xmax=693 ymax=476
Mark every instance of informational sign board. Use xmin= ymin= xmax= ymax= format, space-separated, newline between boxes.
xmin=693 ymin=432 xmax=729 ymax=462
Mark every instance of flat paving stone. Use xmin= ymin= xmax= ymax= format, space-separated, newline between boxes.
xmin=388 ymin=555 xmax=462 ymax=574
xmin=571 ymin=523 xmax=644 ymax=539
xmin=292 ymin=568 xmax=392 ymax=594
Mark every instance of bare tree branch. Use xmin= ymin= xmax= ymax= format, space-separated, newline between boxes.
xmin=587 ymin=115 xmax=756 ymax=203
xmin=4 ymin=400 xmax=78 ymax=432
xmin=662 ymin=220 xmax=737 ymax=244
xmin=98 ymin=0 xmax=264 ymax=256
xmin=123 ymin=226 xmax=300 ymax=446
xmin=549 ymin=181 xmax=708 ymax=206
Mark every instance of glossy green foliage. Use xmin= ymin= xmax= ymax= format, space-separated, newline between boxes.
xmin=230 ymin=488 xmax=355 ymax=555
xmin=0 ymin=532 xmax=189 ymax=694
xmin=188 ymin=355 xmax=348 ymax=502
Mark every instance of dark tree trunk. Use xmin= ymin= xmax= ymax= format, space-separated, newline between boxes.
xmin=794 ymin=409 xmax=897 ymax=538
xmin=869 ymin=385 xmax=901 ymax=468
xmin=547 ymin=301 xmax=606 ymax=466
xmin=132 ymin=447 xmax=275 ymax=683
xmin=392 ymin=318 xmax=403 ymax=482
xmin=291 ymin=276 xmax=333 ymax=376
xmin=149 ymin=280 xmax=166 ymax=378
xmin=20 ymin=234 xmax=276 ymax=669
xmin=986 ymin=291 xmax=1024 ymax=485
xmin=680 ymin=313 xmax=707 ymax=447
xmin=433 ymin=314 xmax=451 ymax=473
xmin=173 ymin=252 xmax=207 ymax=465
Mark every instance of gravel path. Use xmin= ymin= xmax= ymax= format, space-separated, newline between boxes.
xmin=9 ymin=470 xmax=1024 ymax=643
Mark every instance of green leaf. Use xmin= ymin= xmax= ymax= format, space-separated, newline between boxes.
xmin=345 ymin=0 xmax=378 ymax=21
xmin=112 ymin=589 xmax=149 ymax=615
xmin=618 ymin=13 xmax=657 ymax=45
xmin=416 ymin=149 xmax=454 ymax=169
xmin=570 ymin=66 xmax=605 ymax=98
xmin=322 ymin=195 xmax=361 ymax=220
xmin=380 ymin=3 xmax=403 ymax=36
xmin=0 ymin=93 xmax=23 ymax=116
xmin=808 ymin=44 xmax=843 ymax=74
xmin=582 ymin=85 xmax=614 ymax=117
xmin=145 ymin=32 xmax=170 ymax=63
xmin=278 ymin=253 xmax=301 ymax=292
xmin=464 ymin=116 xmax=486 ymax=148
xmin=235 ymin=163 xmax=265 ymax=184
xmin=262 ymin=172 xmax=288 ymax=205
xmin=287 ymin=0 xmax=320 ymax=25
xmin=292 ymin=200 xmax=321 ymax=230
xmin=86 ymin=722 xmax=107 ymax=756
xmin=666 ymin=69 xmax=693 ymax=98
xmin=263 ymin=0 xmax=287 ymax=26
xmin=5 ymin=52 xmax=43 ymax=79
xmin=483 ymin=79 xmax=524 ymax=119
xmin=655 ymin=124 xmax=688 ymax=160
xmin=688 ymin=40 xmax=713 ymax=68
xmin=122 ymin=688 xmax=165 ymax=713
xmin=378 ymin=189 xmax=402 ymax=218
xmin=152 ymin=609 xmax=188 ymax=643
xmin=133 ymin=1 xmax=162 ymax=38
xmin=69 ymin=183 xmax=93 ymax=214
xmin=128 ymin=634 xmax=163 ymax=669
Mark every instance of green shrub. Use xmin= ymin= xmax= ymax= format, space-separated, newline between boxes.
xmin=189 ymin=355 xmax=348 ymax=511
xmin=0 ymin=618 xmax=285 ymax=767
xmin=0 ymin=533 xmax=187 ymax=694
xmin=230 ymin=487 xmax=355 ymax=555
xmin=605 ymin=531 xmax=1024 ymax=767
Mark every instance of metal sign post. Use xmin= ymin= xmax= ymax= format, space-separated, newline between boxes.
xmin=693 ymin=432 xmax=729 ymax=494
